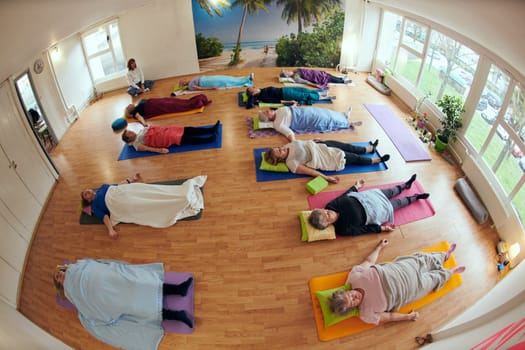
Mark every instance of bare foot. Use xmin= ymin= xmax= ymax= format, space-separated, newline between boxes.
xmin=354 ymin=178 xmax=365 ymax=189
xmin=451 ymin=266 xmax=466 ymax=274
xmin=132 ymin=172 xmax=143 ymax=182
xmin=445 ymin=243 xmax=457 ymax=261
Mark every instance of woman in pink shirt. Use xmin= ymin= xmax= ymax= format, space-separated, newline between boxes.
xmin=329 ymin=239 xmax=465 ymax=324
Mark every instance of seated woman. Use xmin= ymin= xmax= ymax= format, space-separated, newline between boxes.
xmin=121 ymin=121 xmax=220 ymax=154
xmin=53 ymin=259 xmax=193 ymax=349
xmin=280 ymin=68 xmax=351 ymax=90
xmin=258 ymin=106 xmax=360 ymax=141
xmin=328 ymin=239 xmax=465 ymax=324
xmin=308 ymin=175 xmax=428 ymax=236
xmin=126 ymin=58 xmax=155 ymax=96
xmin=178 ymin=73 xmax=254 ymax=91
xmin=81 ymin=173 xmax=206 ymax=239
xmin=246 ymin=86 xmax=335 ymax=109
xmin=125 ymin=95 xmax=212 ymax=126
xmin=264 ymin=139 xmax=389 ymax=183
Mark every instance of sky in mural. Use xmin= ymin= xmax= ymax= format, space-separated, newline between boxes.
xmin=192 ymin=1 xmax=301 ymax=48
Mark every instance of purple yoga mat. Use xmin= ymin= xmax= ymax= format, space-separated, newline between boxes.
xmin=56 ymin=272 xmax=195 ymax=334
xmin=364 ymin=104 xmax=431 ymax=162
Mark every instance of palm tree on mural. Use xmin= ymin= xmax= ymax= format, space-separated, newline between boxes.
xmin=277 ymin=0 xmax=341 ymax=34
xmin=195 ymin=0 xmax=231 ymax=16
xmin=229 ymin=0 xmax=273 ymax=65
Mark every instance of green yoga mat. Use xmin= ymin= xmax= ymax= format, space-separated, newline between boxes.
xmin=79 ymin=179 xmax=203 ymax=224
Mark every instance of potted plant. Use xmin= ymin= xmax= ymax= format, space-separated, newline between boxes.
xmin=434 ymin=95 xmax=465 ymax=152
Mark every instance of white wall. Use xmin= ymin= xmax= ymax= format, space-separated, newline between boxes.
xmin=51 ymin=35 xmax=93 ymax=113
xmin=119 ymin=0 xmax=200 ymax=80
xmin=423 ymin=261 xmax=525 ymax=349
xmin=0 ymin=299 xmax=72 ymax=350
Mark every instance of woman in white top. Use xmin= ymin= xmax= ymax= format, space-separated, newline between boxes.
xmin=127 ymin=58 xmax=155 ymax=96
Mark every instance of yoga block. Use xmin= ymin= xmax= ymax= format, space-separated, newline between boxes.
xmin=307 ymin=176 xmax=328 ymax=194
xmin=454 ymin=177 xmax=489 ymax=225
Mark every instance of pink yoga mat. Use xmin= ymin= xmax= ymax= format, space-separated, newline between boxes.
xmin=307 ymin=180 xmax=435 ymax=225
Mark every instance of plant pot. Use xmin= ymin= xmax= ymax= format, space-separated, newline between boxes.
xmin=434 ymin=135 xmax=448 ymax=152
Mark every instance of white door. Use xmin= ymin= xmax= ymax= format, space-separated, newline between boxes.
xmin=0 ymin=83 xmax=55 ymax=205
xmin=0 ymin=145 xmax=42 ymax=234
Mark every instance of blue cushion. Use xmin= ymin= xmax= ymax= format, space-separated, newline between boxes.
xmin=112 ymin=118 xmax=128 ymax=132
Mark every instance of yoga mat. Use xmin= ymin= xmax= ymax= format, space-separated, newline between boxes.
xmin=309 ymin=241 xmax=462 ymax=341
xmin=117 ymin=124 xmax=222 ymax=161
xmin=364 ymin=104 xmax=431 ymax=162
xmin=307 ymin=180 xmax=435 ymax=225
xmin=124 ymin=106 xmax=205 ymax=123
xmin=79 ymin=179 xmax=203 ymax=224
xmin=253 ymin=142 xmax=388 ymax=182
xmin=56 ymin=272 xmax=195 ymax=334
xmin=246 ymin=116 xmax=355 ymax=139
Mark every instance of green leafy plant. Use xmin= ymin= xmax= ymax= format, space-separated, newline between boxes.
xmin=195 ymin=33 xmax=223 ymax=59
xmin=436 ymin=94 xmax=465 ymax=143
xmin=275 ymin=10 xmax=344 ymax=67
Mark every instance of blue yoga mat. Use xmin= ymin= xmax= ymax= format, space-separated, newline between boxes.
xmin=364 ymin=104 xmax=431 ymax=162
xmin=253 ymin=142 xmax=388 ymax=182
xmin=118 ymin=124 xmax=222 ymax=160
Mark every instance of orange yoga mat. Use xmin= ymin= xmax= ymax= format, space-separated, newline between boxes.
xmin=124 ymin=106 xmax=205 ymax=123
xmin=309 ymin=241 xmax=462 ymax=341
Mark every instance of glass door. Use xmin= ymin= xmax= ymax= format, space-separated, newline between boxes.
xmin=14 ymin=71 xmax=57 ymax=153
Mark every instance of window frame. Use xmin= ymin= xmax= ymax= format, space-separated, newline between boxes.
xmin=374 ymin=8 xmax=525 ymax=227
xmin=80 ymin=18 xmax=126 ymax=83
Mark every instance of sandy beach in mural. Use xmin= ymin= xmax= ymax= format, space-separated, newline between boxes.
xmin=198 ymin=47 xmax=278 ymax=72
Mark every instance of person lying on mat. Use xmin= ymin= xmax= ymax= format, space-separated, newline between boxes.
xmin=245 ymin=86 xmax=335 ymax=109
xmin=53 ymin=259 xmax=194 ymax=349
xmin=81 ymin=173 xmax=206 ymax=239
xmin=178 ymin=73 xmax=254 ymax=91
xmin=264 ymin=139 xmax=389 ymax=184
xmin=327 ymin=239 xmax=465 ymax=324
xmin=121 ymin=121 xmax=220 ymax=154
xmin=125 ymin=95 xmax=212 ymax=126
xmin=257 ymin=106 xmax=361 ymax=142
xmin=308 ymin=175 xmax=428 ymax=236
xmin=280 ymin=68 xmax=351 ymax=90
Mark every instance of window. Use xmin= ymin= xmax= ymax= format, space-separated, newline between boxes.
xmin=419 ymin=32 xmax=479 ymax=104
xmin=81 ymin=20 xmax=126 ymax=82
xmin=465 ymin=65 xmax=510 ymax=152
xmin=375 ymin=9 xmax=525 ymax=231
xmin=376 ymin=12 xmax=402 ymax=68
xmin=394 ymin=20 xmax=428 ymax=86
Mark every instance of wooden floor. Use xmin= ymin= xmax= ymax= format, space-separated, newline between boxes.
xmin=19 ymin=68 xmax=501 ymax=350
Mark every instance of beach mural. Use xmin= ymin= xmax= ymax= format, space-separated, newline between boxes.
xmin=191 ymin=0 xmax=345 ymax=72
